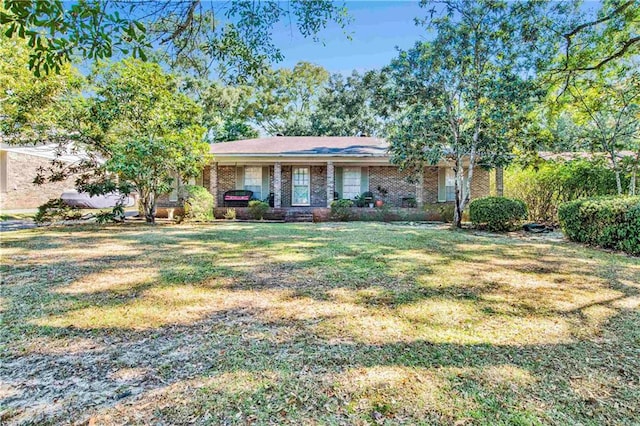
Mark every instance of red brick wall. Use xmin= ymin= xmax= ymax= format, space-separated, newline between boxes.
xmin=310 ymin=165 xmax=327 ymax=207
xmin=471 ymin=167 xmax=490 ymax=199
xmin=368 ymin=166 xmax=417 ymax=207
xmin=0 ymin=152 xmax=77 ymax=210
xmin=209 ymin=163 xmax=491 ymax=210
xmin=217 ymin=166 xmax=237 ymax=207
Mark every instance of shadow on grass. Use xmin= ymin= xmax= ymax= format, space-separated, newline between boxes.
xmin=1 ymin=222 xmax=639 ymax=424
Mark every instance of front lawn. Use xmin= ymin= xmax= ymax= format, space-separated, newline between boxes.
xmin=1 ymin=222 xmax=638 ymax=425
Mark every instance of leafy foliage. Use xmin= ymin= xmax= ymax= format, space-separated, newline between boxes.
xmin=252 ymin=61 xmax=329 ymax=135
xmin=505 ymin=159 xmax=624 ymax=222
xmin=182 ymin=185 xmax=214 ymax=222
xmin=558 ymin=196 xmax=640 ymax=255
xmin=223 ymin=208 xmax=237 ymax=220
xmin=94 ymin=203 xmax=125 ymax=224
xmin=1 ymin=1 xmax=349 ymax=81
xmin=330 ymin=199 xmax=354 ymax=221
xmin=469 ymin=197 xmax=527 ymax=232
xmin=34 ymin=198 xmax=81 ymax=224
xmin=0 ymin=34 xmax=82 ymax=144
xmin=309 ymin=70 xmax=387 ymax=137
xmin=86 ymin=59 xmax=210 ymax=223
xmin=247 ymin=200 xmax=269 ymax=220
xmin=387 ymin=0 xmax=546 ymax=227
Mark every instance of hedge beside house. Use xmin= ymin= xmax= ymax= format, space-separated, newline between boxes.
xmin=469 ymin=196 xmax=527 ymax=231
xmin=558 ymin=196 xmax=640 ymax=255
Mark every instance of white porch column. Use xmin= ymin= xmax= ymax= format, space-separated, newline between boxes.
xmin=415 ymin=167 xmax=424 ymax=208
xmin=209 ymin=162 xmax=218 ymax=207
xmin=274 ymin=162 xmax=282 ymax=208
xmin=326 ymin=161 xmax=335 ymax=207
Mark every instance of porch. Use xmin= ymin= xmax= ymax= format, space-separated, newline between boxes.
xmin=207 ymin=161 xmax=449 ymax=209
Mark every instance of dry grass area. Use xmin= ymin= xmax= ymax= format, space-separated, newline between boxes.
xmin=1 ymin=222 xmax=639 ymax=425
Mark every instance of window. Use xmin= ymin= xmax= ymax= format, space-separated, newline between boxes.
xmin=445 ymin=168 xmax=456 ymax=202
xmin=244 ymin=167 xmax=262 ymax=200
xmin=342 ymin=167 xmax=361 ymax=200
xmin=292 ymin=167 xmax=310 ymax=206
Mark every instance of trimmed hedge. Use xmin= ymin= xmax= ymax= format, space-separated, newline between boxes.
xmin=558 ymin=196 xmax=640 ymax=255
xmin=182 ymin=185 xmax=214 ymax=221
xmin=469 ymin=196 xmax=527 ymax=231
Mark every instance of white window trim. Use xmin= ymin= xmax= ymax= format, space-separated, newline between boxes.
xmin=244 ymin=166 xmax=263 ymax=200
xmin=445 ymin=168 xmax=456 ymax=202
xmin=342 ymin=167 xmax=361 ymax=200
xmin=291 ymin=166 xmax=311 ymax=206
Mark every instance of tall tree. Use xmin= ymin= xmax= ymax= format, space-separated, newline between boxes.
xmin=309 ymin=70 xmax=387 ymax=137
xmin=0 ymin=34 xmax=82 ymax=144
xmin=556 ymin=0 xmax=639 ymax=75
xmin=387 ymin=0 xmax=544 ymax=227
xmin=183 ymin=78 xmax=258 ymax=142
xmin=252 ymin=61 xmax=329 ymax=135
xmin=1 ymin=1 xmax=350 ymax=82
xmin=89 ymin=59 xmax=210 ymax=223
xmin=561 ymin=63 xmax=640 ymax=194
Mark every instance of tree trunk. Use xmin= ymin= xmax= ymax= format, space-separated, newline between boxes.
xmin=140 ymin=189 xmax=156 ymax=223
xmin=453 ymin=157 xmax=464 ymax=228
xmin=608 ymin=149 xmax=623 ymax=195
xmin=630 ymin=150 xmax=639 ymax=196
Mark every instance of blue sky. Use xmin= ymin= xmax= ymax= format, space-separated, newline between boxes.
xmin=272 ymin=1 xmax=430 ymax=74
xmin=270 ymin=0 xmax=603 ymax=75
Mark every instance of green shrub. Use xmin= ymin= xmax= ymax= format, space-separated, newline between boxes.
xmin=34 ymin=198 xmax=82 ymax=224
xmin=470 ymin=196 xmax=527 ymax=231
xmin=182 ymin=185 xmax=214 ymax=221
xmin=331 ymin=199 xmax=354 ymax=221
xmin=558 ymin=196 xmax=640 ymax=255
xmin=248 ymin=200 xmax=269 ymax=220
xmin=223 ymin=208 xmax=237 ymax=220
xmin=505 ymin=159 xmax=622 ymax=222
xmin=438 ymin=204 xmax=455 ymax=223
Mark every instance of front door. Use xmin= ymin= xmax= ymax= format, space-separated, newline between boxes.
xmin=292 ymin=167 xmax=310 ymax=206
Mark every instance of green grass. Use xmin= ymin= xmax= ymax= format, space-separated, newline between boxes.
xmin=1 ymin=222 xmax=639 ymax=425
xmin=0 ymin=213 xmax=34 ymax=221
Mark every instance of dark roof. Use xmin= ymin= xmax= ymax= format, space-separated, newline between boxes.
xmin=209 ymin=136 xmax=389 ymax=156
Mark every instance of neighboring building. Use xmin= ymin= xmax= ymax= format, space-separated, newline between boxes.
xmin=158 ymin=136 xmax=490 ymax=212
xmin=0 ymin=144 xmax=81 ymax=210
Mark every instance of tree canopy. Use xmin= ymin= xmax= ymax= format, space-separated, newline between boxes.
xmin=1 ymin=0 xmax=350 ymax=81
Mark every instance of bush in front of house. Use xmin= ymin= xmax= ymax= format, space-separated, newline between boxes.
xmin=182 ymin=185 xmax=214 ymax=221
xmin=470 ymin=196 xmax=527 ymax=231
xmin=34 ymin=198 xmax=83 ymax=224
xmin=504 ymin=159 xmax=622 ymax=223
xmin=558 ymin=196 xmax=640 ymax=255
xmin=248 ymin=200 xmax=269 ymax=220
xmin=331 ymin=199 xmax=354 ymax=221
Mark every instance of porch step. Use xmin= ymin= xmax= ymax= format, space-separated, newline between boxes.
xmin=285 ymin=211 xmax=314 ymax=223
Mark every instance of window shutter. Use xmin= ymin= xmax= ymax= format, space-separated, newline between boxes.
xmin=262 ymin=166 xmax=270 ymax=199
xmin=360 ymin=167 xmax=369 ymax=194
xmin=335 ymin=167 xmax=343 ymax=199
xmin=438 ymin=167 xmax=446 ymax=202
xmin=235 ymin=166 xmax=244 ymax=190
